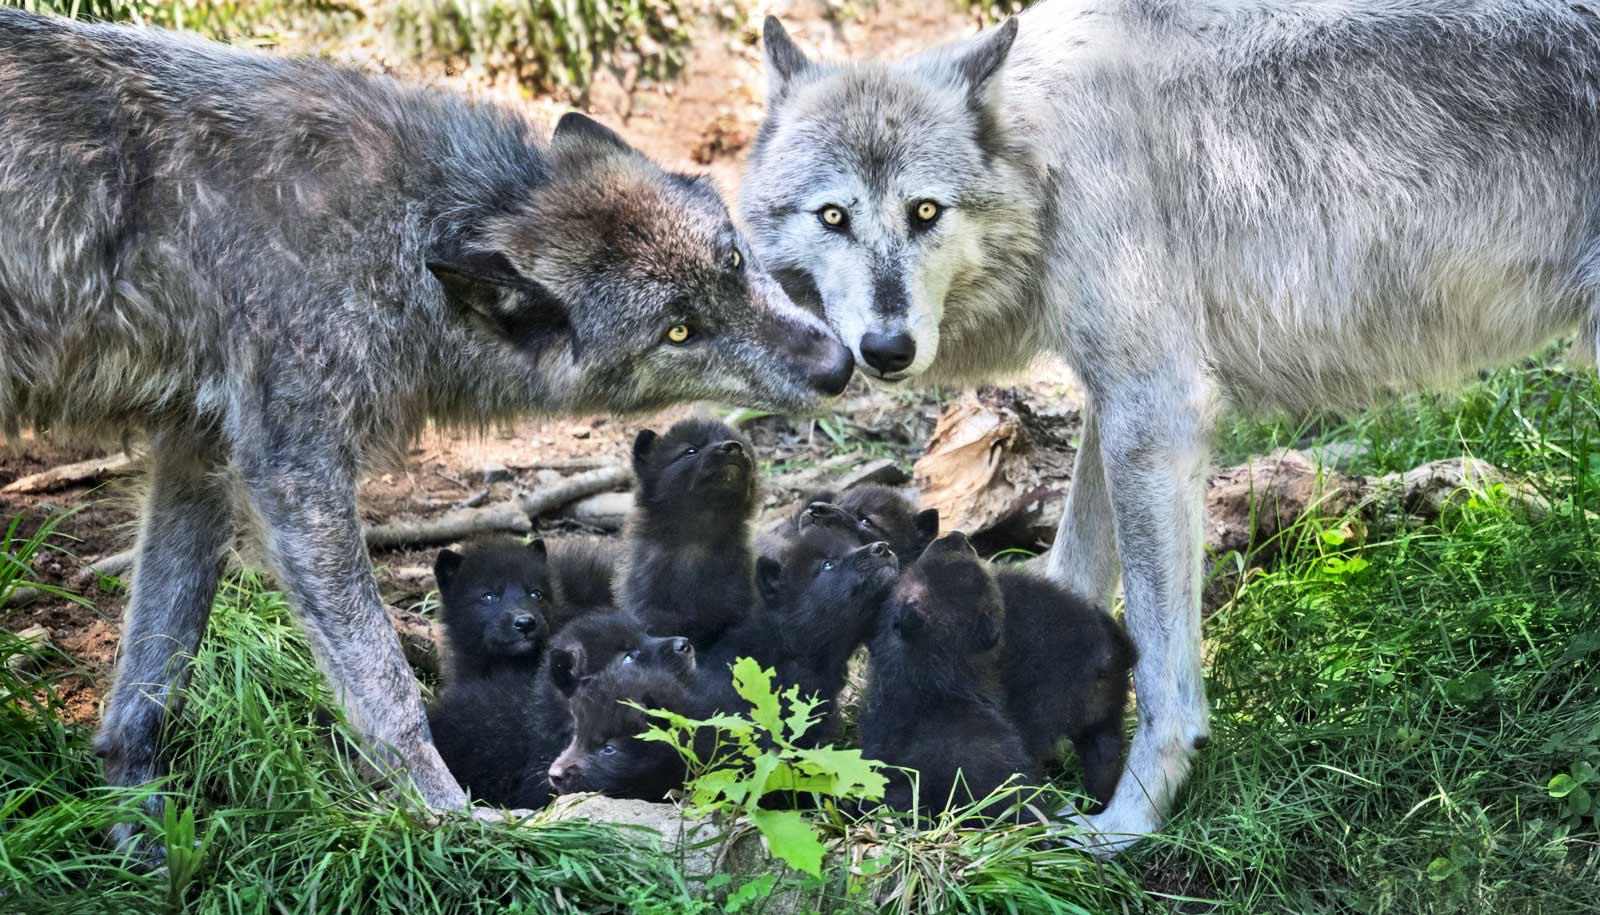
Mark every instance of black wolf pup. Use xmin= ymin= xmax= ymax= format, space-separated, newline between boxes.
xmin=797 ymin=486 xmax=939 ymax=564
xmin=0 ymin=8 xmax=852 ymax=853
xmin=860 ymin=533 xmax=1036 ymax=820
xmin=432 ymin=538 xmax=553 ymax=681
xmin=546 ymin=661 xmax=698 ymax=800
xmin=620 ymin=419 xmax=762 ymax=648
xmin=545 ymin=538 xmax=619 ymax=632
xmin=425 ymin=538 xmax=554 ymax=808
xmin=995 ymin=567 xmax=1134 ymax=810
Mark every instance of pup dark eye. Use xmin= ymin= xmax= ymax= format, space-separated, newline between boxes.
xmin=601 ymin=743 xmax=618 ymax=755
xmin=665 ymin=323 xmax=693 ymax=344
xmin=859 ymin=515 xmax=876 ymax=529
xmin=818 ymin=205 xmax=848 ymax=230
xmin=530 ymin=589 xmax=544 ymax=602
xmin=684 ymin=446 xmax=698 ymax=456
xmin=911 ymin=200 xmax=941 ymax=227
xmin=821 ymin=559 xmax=836 ymax=571
xmin=480 ymin=593 xmax=498 ymax=605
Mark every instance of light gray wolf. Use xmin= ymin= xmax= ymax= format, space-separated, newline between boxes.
xmin=740 ymin=0 xmax=1600 ymax=852
xmin=0 ymin=7 xmax=851 ymax=859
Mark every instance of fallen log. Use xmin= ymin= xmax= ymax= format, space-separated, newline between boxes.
xmin=2 ymin=452 xmax=134 ymax=495
xmin=364 ymin=464 xmax=631 ymax=551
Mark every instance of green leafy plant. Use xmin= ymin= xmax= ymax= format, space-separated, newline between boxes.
xmin=639 ymin=657 xmax=887 ymax=882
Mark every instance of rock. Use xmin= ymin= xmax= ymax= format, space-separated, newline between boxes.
xmin=4 ymin=625 xmax=51 ymax=673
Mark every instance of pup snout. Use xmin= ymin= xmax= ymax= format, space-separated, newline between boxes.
xmin=512 ymin=614 xmax=539 ymax=633
xmin=715 ymin=440 xmax=744 ymax=456
xmin=867 ymin=541 xmax=891 ymax=557
xmin=547 ymin=760 xmax=577 ymax=792
xmin=671 ymin=636 xmax=693 ymax=656
xmin=860 ymin=331 xmax=916 ymax=376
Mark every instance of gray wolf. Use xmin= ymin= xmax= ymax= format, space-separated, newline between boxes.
xmin=860 ymin=531 xmax=1036 ymax=820
xmin=0 ymin=7 xmax=850 ymax=857
xmin=741 ymin=0 xmax=1600 ymax=852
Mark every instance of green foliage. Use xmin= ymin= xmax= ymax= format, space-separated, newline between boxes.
xmin=0 ymin=568 xmax=698 ymax=913
xmin=640 ymin=657 xmax=887 ymax=882
xmin=386 ymin=0 xmax=694 ymax=96
xmin=11 ymin=0 xmax=357 ymax=42
xmin=0 ymin=510 xmax=85 ymax=610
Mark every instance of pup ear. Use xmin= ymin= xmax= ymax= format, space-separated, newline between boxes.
xmin=550 ymin=647 xmax=582 ymax=696
xmin=970 ymin=611 xmax=1001 ymax=653
xmin=632 ymin=429 xmax=659 ymax=467
xmin=755 ymin=555 xmax=784 ymax=607
xmin=552 ymin=112 xmax=635 ymax=155
xmin=912 ymin=509 xmax=941 ymax=552
xmin=528 ymin=538 xmax=548 ymax=560
xmin=434 ymin=549 xmax=464 ymax=589
xmin=893 ymin=605 xmax=924 ymax=639
xmin=953 ymin=17 xmax=1018 ymax=99
xmin=762 ymin=16 xmax=815 ymax=106
xmin=928 ymin=531 xmax=976 ymax=558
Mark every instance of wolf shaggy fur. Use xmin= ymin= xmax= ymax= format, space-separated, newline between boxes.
xmin=0 ymin=8 xmax=851 ymax=856
xmin=742 ymin=0 xmax=1600 ymax=851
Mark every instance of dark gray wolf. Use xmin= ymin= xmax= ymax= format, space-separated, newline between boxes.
xmin=741 ymin=0 xmax=1600 ymax=851
xmin=0 ymin=8 xmax=850 ymax=856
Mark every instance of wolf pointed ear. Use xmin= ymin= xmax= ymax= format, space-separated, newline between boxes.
xmin=434 ymin=549 xmax=464 ymax=589
xmin=954 ymin=17 xmax=1018 ymax=99
xmin=550 ymin=647 xmax=582 ymax=696
xmin=553 ymin=112 xmax=635 ymax=155
xmin=762 ymin=16 xmax=815 ymax=106
xmin=756 ymin=556 xmax=784 ymax=607
xmin=913 ymin=509 xmax=941 ymax=552
xmin=428 ymin=247 xmax=579 ymax=354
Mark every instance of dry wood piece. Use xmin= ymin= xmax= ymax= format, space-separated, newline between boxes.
xmin=4 ymin=624 xmax=51 ymax=673
xmin=1205 ymin=449 xmax=1365 ymax=560
xmin=2 ymin=452 xmax=134 ymax=494
xmin=913 ymin=387 xmax=1078 ymax=539
xmin=364 ymin=464 xmax=632 ymax=551
xmin=564 ymin=491 xmax=632 ymax=532
xmin=3 ymin=586 xmax=45 ymax=609
xmin=388 ymin=604 xmax=440 ymax=677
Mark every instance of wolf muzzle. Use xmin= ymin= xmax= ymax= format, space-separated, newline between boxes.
xmin=784 ymin=322 xmax=855 ymax=396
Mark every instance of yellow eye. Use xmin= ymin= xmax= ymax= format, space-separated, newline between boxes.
xmin=731 ymin=249 xmax=742 ymax=270
xmin=666 ymin=323 xmax=692 ymax=344
xmin=915 ymin=200 xmax=941 ymax=223
xmin=820 ymin=206 xmax=846 ymax=228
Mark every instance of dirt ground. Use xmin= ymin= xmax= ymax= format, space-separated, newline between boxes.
xmin=0 ymin=0 xmax=1083 ymax=725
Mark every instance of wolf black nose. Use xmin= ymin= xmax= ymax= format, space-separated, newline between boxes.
xmin=716 ymin=440 xmax=743 ymax=455
xmin=861 ymin=332 xmax=916 ymax=375
xmin=802 ymin=331 xmax=854 ymax=396
xmin=868 ymin=541 xmax=890 ymax=556
xmin=671 ymin=637 xmax=692 ymax=655
xmin=512 ymin=614 xmax=538 ymax=633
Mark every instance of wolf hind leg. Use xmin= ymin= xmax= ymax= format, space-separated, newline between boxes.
xmin=1044 ymin=403 xmax=1120 ymax=606
xmin=94 ymin=427 xmax=233 ymax=865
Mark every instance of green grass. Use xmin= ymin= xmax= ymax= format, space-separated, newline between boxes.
xmin=3 ymin=353 xmax=1597 ymax=912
